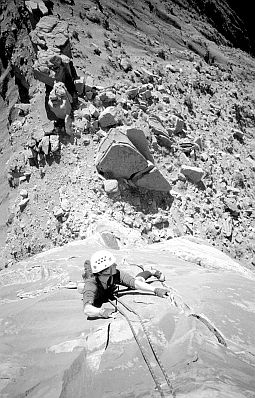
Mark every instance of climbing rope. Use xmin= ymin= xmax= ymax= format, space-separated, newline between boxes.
xmin=109 ymin=299 xmax=165 ymax=397
xmin=116 ymin=297 xmax=175 ymax=396
xmin=109 ymin=297 xmax=175 ymax=398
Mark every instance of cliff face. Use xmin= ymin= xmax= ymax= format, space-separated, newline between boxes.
xmin=0 ymin=0 xmax=255 ymax=271
xmin=1 ymin=234 xmax=255 ymax=397
xmin=0 ymin=2 xmax=255 ymax=396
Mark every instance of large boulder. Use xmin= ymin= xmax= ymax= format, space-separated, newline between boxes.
xmin=95 ymin=128 xmax=148 ymax=179
xmin=33 ymin=50 xmax=73 ymax=87
xmin=30 ymin=16 xmax=71 ymax=57
xmin=134 ymin=167 xmax=171 ymax=191
xmin=119 ymin=126 xmax=154 ymax=163
xmin=96 ymin=128 xmax=170 ymax=191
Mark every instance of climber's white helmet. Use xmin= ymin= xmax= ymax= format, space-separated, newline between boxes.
xmin=90 ymin=250 xmax=116 ymax=274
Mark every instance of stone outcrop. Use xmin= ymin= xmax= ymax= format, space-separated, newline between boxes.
xmin=96 ymin=128 xmax=171 ymax=191
xmin=25 ymin=1 xmax=48 ymax=17
xmin=31 ymin=15 xmax=77 ymax=99
xmin=33 ymin=50 xmax=74 ymax=88
xmin=30 ymin=16 xmax=71 ymax=57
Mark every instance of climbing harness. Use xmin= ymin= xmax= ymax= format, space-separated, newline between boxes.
xmin=109 ymin=296 xmax=176 ymax=398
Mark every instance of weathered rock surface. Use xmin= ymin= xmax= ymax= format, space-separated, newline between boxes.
xmin=30 ymin=16 xmax=71 ymax=57
xmin=0 ymin=234 xmax=255 ymax=397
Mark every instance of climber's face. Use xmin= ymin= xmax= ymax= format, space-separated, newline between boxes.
xmin=97 ymin=264 xmax=117 ymax=285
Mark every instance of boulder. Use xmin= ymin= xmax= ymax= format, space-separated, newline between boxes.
xmin=38 ymin=1 xmax=48 ymax=15
xmin=126 ymin=86 xmax=139 ymax=99
xmin=98 ymin=91 xmax=116 ymax=105
xmin=167 ymin=115 xmax=185 ymax=135
xmin=25 ymin=1 xmax=38 ymax=13
xmin=149 ymin=117 xmax=168 ymax=138
xmin=98 ymin=107 xmax=118 ymax=128
xmin=26 ymin=0 xmax=48 ymax=15
xmin=223 ymin=198 xmax=240 ymax=217
xmin=30 ymin=16 xmax=71 ymax=57
xmin=33 ymin=50 xmax=72 ymax=87
xmin=96 ymin=128 xmax=171 ymax=191
xmin=96 ymin=129 xmax=148 ymax=179
xmin=180 ymin=165 xmax=204 ymax=183
xmin=134 ymin=167 xmax=171 ymax=192
xmin=187 ymin=37 xmax=229 ymax=67
xmin=119 ymin=126 xmax=154 ymax=163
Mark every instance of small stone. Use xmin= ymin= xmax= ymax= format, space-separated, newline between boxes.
xmin=61 ymin=199 xmax=71 ymax=212
xmin=126 ymin=87 xmax=139 ymax=99
xmin=82 ymin=137 xmax=90 ymax=145
xmin=40 ymin=136 xmax=50 ymax=155
xmin=123 ymin=216 xmax=133 ymax=227
xmin=20 ymin=189 xmax=28 ymax=198
xmin=103 ymin=179 xmax=119 ymax=194
xmin=50 ymin=135 xmax=60 ymax=152
xmin=88 ymin=103 xmax=99 ymax=118
xmin=120 ymin=57 xmax=132 ymax=72
xmin=19 ymin=198 xmax=29 ymax=210
xmin=98 ymin=107 xmax=118 ymax=128
xmin=85 ymin=76 xmax=94 ymax=92
xmin=53 ymin=206 xmax=64 ymax=218
xmin=19 ymin=176 xmax=27 ymax=183
xmin=180 ymin=165 xmax=204 ymax=183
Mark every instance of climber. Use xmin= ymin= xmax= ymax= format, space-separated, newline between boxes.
xmin=82 ymin=250 xmax=170 ymax=319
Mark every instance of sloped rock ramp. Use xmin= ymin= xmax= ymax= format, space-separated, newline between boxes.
xmin=0 ymin=236 xmax=255 ymax=397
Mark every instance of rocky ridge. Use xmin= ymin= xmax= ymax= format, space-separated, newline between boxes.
xmin=0 ymin=0 xmax=255 ymax=270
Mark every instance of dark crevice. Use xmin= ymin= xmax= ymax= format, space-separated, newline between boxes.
xmin=14 ymin=76 xmax=30 ymax=103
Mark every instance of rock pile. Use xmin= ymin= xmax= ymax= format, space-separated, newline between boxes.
xmin=1 ymin=2 xmax=255 ymax=271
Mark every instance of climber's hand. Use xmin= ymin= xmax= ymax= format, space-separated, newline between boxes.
xmin=154 ymin=288 xmax=170 ymax=298
xmin=100 ymin=308 xmax=117 ymax=319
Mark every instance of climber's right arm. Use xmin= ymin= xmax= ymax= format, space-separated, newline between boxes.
xmin=84 ymin=303 xmax=116 ymax=318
